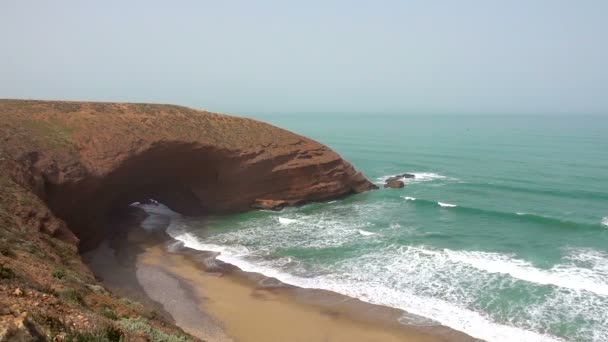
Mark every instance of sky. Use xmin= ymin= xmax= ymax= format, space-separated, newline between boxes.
xmin=1 ymin=1 xmax=607 ymax=115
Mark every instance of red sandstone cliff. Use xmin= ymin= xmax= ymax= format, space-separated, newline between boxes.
xmin=0 ymin=100 xmax=376 ymax=250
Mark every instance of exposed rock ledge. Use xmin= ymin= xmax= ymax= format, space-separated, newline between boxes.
xmin=0 ymin=100 xmax=377 ymax=250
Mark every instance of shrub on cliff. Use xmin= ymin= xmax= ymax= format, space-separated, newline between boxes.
xmin=62 ymin=326 xmax=122 ymax=342
xmin=52 ymin=269 xmax=66 ymax=280
xmin=0 ymin=264 xmax=15 ymax=279
xmin=0 ymin=240 xmax=13 ymax=256
xmin=100 ymin=307 xmax=118 ymax=321
xmin=60 ymin=288 xmax=84 ymax=306
xmin=119 ymin=317 xmax=191 ymax=342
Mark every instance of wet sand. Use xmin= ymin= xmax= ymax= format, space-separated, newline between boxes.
xmin=84 ymin=211 xmax=477 ymax=342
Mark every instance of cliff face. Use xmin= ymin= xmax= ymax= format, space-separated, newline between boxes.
xmin=0 ymin=99 xmax=376 ymax=250
xmin=0 ymin=99 xmax=376 ymax=340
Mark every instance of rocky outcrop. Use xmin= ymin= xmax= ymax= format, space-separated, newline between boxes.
xmin=384 ymin=179 xmax=405 ymax=188
xmin=0 ymin=100 xmax=377 ymax=250
xmin=0 ymin=312 xmax=46 ymax=342
xmin=383 ymin=173 xmax=415 ymax=188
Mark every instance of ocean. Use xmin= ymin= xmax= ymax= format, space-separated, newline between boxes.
xmin=165 ymin=114 xmax=608 ymax=342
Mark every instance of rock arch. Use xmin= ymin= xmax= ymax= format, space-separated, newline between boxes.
xmin=1 ymin=100 xmax=376 ymax=250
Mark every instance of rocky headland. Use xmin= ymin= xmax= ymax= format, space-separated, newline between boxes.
xmin=0 ymin=100 xmax=377 ymax=341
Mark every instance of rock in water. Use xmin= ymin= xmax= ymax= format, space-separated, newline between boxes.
xmin=384 ymin=179 xmax=405 ymax=188
xmin=386 ymin=173 xmax=415 ymax=183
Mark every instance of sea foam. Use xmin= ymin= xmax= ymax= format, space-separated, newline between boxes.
xmin=134 ymin=203 xmax=181 ymax=231
xmin=161 ymin=201 xmax=608 ymax=342
xmin=410 ymin=172 xmax=449 ymax=182
xmin=602 ymin=217 xmax=608 ymax=227
xmin=358 ymin=229 xmax=377 ymax=236
xmin=438 ymin=202 xmax=457 ymax=208
xmin=278 ymin=217 xmax=297 ymax=224
xmin=166 ymin=222 xmax=566 ymax=342
xmin=136 ymin=203 xmax=181 ymax=217
xmin=441 ymin=248 xmax=608 ymax=296
xmin=376 ymin=172 xmax=451 ymax=185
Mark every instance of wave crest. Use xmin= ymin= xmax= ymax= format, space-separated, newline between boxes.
xmin=376 ymin=172 xmax=452 ymax=185
xmin=278 ymin=217 xmax=297 ymax=224
xmin=358 ymin=229 xmax=378 ymax=236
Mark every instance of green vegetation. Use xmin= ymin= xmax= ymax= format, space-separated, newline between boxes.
xmin=25 ymin=241 xmax=49 ymax=260
xmin=132 ymin=103 xmax=162 ymax=115
xmin=52 ymin=102 xmax=82 ymax=113
xmin=60 ymin=288 xmax=85 ymax=306
xmin=0 ymin=240 xmax=13 ymax=256
xmin=37 ymin=313 xmax=65 ymax=336
xmin=36 ymin=283 xmax=58 ymax=296
xmin=119 ymin=318 xmax=190 ymax=342
xmin=100 ymin=307 xmax=118 ymax=321
xmin=86 ymin=284 xmax=108 ymax=294
xmin=0 ymin=264 xmax=15 ymax=279
xmin=40 ymin=314 xmax=123 ymax=342
xmin=119 ymin=297 xmax=143 ymax=309
xmin=43 ymin=235 xmax=77 ymax=264
xmin=92 ymin=103 xmax=113 ymax=113
xmin=62 ymin=328 xmax=122 ymax=342
xmin=22 ymin=117 xmax=75 ymax=148
xmin=52 ymin=269 xmax=66 ymax=280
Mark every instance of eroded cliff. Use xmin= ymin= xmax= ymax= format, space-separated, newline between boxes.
xmin=0 ymin=99 xmax=376 ymax=340
xmin=1 ymin=100 xmax=376 ymax=250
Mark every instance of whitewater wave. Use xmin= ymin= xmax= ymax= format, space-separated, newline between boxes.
xmin=133 ymin=203 xmax=181 ymax=231
xmin=402 ymin=196 xmax=416 ymax=201
xmin=410 ymin=172 xmax=449 ymax=182
xmin=166 ymin=223 xmax=567 ymax=342
xmin=376 ymin=172 xmax=451 ymax=185
xmin=358 ymin=229 xmax=377 ymax=236
xmin=438 ymin=202 xmax=457 ymax=208
xmin=160 ymin=201 xmax=608 ymax=341
xmin=403 ymin=198 xmax=605 ymax=230
xmin=278 ymin=217 xmax=297 ymax=224
xmin=136 ymin=203 xmax=181 ymax=218
xmin=440 ymin=248 xmax=608 ymax=296
xmin=602 ymin=217 xmax=608 ymax=227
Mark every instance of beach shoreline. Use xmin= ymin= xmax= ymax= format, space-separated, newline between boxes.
xmin=84 ymin=208 xmax=478 ymax=342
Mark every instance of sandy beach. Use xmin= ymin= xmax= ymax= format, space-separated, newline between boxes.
xmin=84 ymin=210 xmax=477 ymax=342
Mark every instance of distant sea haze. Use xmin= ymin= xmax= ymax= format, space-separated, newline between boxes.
xmin=171 ymin=114 xmax=608 ymax=342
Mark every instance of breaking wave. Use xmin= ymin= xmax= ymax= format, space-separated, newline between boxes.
xmin=166 ymin=217 xmax=595 ymax=342
xmin=358 ymin=229 xmax=378 ymax=236
xmin=402 ymin=198 xmax=605 ymax=230
xmin=376 ymin=172 xmax=452 ymax=185
xmin=278 ymin=217 xmax=297 ymax=224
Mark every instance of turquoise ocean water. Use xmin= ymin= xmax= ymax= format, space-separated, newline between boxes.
xmin=166 ymin=115 xmax=608 ymax=341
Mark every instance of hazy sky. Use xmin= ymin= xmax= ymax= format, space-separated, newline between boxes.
xmin=1 ymin=1 xmax=606 ymax=115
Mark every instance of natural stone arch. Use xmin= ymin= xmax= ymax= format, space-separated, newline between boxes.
xmin=1 ymin=100 xmax=376 ymax=250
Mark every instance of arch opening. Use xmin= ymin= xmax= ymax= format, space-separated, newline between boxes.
xmin=44 ymin=143 xmax=229 ymax=250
